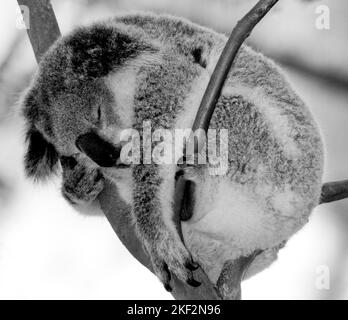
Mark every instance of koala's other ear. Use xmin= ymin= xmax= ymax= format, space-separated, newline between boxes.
xmin=24 ymin=127 xmax=59 ymax=181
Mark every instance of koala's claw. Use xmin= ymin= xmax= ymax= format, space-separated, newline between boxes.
xmin=61 ymin=157 xmax=104 ymax=205
xmin=162 ymin=264 xmax=172 ymax=292
xmin=164 ymin=283 xmax=173 ymax=292
xmin=158 ymin=260 xmax=201 ymax=290
xmin=147 ymin=234 xmax=201 ymax=290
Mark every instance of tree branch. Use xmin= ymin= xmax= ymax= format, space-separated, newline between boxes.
xmin=17 ymin=0 xmax=61 ymax=62
xmin=320 ymin=180 xmax=348 ymax=204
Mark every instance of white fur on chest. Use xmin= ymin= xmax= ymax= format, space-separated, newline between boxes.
xmin=181 ymin=176 xmax=306 ymax=283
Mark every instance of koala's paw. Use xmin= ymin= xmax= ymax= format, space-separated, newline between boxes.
xmin=145 ymin=232 xmax=200 ymax=292
xmin=61 ymin=156 xmax=104 ymax=205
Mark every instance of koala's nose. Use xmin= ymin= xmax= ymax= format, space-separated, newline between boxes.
xmin=75 ymin=131 xmax=121 ymax=168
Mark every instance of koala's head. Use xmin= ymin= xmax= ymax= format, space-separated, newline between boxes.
xmin=22 ymin=14 xmax=221 ymax=181
xmin=22 ymin=20 xmax=157 ymax=180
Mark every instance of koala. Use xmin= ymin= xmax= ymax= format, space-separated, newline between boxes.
xmin=21 ymin=13 xmax=324 ymax=295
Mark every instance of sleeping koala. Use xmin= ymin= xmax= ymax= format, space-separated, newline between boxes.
xmin=22 ymin=13 xmax=324 ymax=295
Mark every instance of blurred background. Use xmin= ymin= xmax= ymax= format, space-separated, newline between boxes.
xmin=0 ymin=0 xmax=347 ymax=299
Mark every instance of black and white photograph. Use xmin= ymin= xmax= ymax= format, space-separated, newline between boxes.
xmin=0 ymin=0 xmax=347 ymax=303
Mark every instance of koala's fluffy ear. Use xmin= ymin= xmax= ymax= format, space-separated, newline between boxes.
xmin=24 ymin=127 xmax=59 ymax=181
xmin=22 ymin=81 xmax=59 ymax=181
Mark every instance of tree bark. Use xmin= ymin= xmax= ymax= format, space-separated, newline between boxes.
xmin=17 ymin=0 xmax=61 ymax=62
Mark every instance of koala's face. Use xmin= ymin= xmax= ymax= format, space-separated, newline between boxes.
xmin=46 ymin=78 xmax=123 ymax=166
xmin=22 ymin=21 xmax=159 ymax=179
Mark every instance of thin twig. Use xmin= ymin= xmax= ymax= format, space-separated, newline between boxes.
xmin=320 ymin=180 xmax=348 ymax=204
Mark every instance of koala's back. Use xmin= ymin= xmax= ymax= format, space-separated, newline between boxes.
xmin=116 ymin=13 xmax=324 ymax=204
xmin=116 ymin=13 xmax=324 ymax=280
xmin=112 ymin=14 xmax=324 ymax=280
